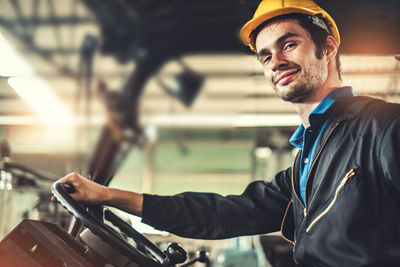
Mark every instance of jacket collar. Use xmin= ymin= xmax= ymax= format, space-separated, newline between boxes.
xmin=327 ymin=95 xmax=381 ymax=123
xmin=290 ymin=87 xmax=354 ymax=148
xmin=291 ymin=92 xmax=381 ymax=203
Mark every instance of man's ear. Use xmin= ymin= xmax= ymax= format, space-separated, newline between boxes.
xmin=325 ymin=35 xmax=338 ymax=62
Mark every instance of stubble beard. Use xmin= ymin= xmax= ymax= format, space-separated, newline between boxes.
xmin=273 ymin=60 xmax=327 ymax=103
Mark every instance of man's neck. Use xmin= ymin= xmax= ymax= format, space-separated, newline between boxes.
xmin=294 ymin=83 xmax=342 ymax=128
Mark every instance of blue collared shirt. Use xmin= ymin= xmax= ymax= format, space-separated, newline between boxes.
xmin=289 ymin=87 xmax=354 ymax=204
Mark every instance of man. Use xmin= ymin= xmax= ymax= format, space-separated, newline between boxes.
xmin=54 ymin=0 xmax=400 ymax=266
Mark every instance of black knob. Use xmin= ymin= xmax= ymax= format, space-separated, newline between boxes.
xmin=196 ymin=250 xmax=210 ymax=263
xmin=164 ymin=242 xmax=187 ymax=265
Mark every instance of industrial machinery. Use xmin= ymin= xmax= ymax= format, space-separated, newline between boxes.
xmin=0 ymin=1 xmax=246 ymax=265
xmin=0 ymin=182 xmax=197 ymax=266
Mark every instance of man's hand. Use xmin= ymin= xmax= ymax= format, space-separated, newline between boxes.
xmin=52 ymin=172 xmax=144 ymax=216
xmin=51 ymin=172 xmax=109 ymax=205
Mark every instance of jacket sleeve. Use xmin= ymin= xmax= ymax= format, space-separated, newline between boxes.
xmin=141 ymin=168 xmax=292 ymax=240
xmin=380 ymin=115 xmax=400 ymax=192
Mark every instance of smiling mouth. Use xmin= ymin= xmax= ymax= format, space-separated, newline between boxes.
xmin=274 ymin=69 xmax=300 ymax=85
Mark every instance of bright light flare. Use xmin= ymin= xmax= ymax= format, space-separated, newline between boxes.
xmin=8 ymin=77 xmax=75 ymax=126
xmin=0 ymin=32 xmax=33 ymax=77
xmin=0 ymin=31 xmax=75 ymax=126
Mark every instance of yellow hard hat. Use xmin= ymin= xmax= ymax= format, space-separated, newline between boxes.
xmin=240 ymin=0 xmax=340 ymax=51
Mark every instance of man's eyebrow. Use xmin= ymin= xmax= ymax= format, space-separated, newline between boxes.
xmin=276 ymin=32 xmax=299 ymax=45
xmin=256 ymin=32 xmax=299 ymax=60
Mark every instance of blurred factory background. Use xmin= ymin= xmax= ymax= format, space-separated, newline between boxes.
xmin=0 ymin=0 xmax=399 ymax=266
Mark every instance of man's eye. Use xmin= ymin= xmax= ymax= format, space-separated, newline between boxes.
xmin=263 ymin=55 xmax=272 ymax=63
xmin=284 ymin=43 xmax=296 ymax=51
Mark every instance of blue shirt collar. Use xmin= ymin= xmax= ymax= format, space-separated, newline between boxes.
xmin=289 ymin=87 xmax=354 ymax=148
xmin=311 ymin=86 xmax=354 ymax=115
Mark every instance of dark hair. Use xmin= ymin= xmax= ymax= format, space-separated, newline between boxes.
xmin=251 ymin=13 xmax=342 ymax=81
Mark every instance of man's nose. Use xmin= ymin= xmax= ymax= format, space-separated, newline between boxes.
xmin=271 ymin=53 xmax=288 ymax=72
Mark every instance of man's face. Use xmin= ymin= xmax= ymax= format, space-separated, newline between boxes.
xmin=255 ymin=19 xmax=328 ymax=103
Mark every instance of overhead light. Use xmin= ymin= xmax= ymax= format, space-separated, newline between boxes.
xmin=7 ymin=77 xmax=75 ymax=126
xmin=0 ymin=31 xmax=74 ymax=126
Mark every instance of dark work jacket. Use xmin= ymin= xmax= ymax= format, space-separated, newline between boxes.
xmin=142 ymin=96 xmax=400 ymax=267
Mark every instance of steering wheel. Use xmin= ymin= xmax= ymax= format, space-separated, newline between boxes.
xmin=51 ymin=181 xmax=175 ymax=267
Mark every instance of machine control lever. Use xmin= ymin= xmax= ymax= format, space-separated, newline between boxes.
xmin=164 ymin=242 xmax=187 ymax=265
xmin=179 ymin=250 xmax=210 ymax=267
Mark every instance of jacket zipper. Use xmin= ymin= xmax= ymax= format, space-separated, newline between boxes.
xmin=290 ymin=122 xmax=340 ymax=264
xmin=280 ymin=200 xmax=295 ymax=245
xmin=306 ymin=168 xmax=356 ymax=232
xmin=303 ymin=122 xmax=340 ymax=216
xmin=291 ymin=151 xmax=306 ymax=213
xmin=288 ymin=160 xmax=302 ymax=265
